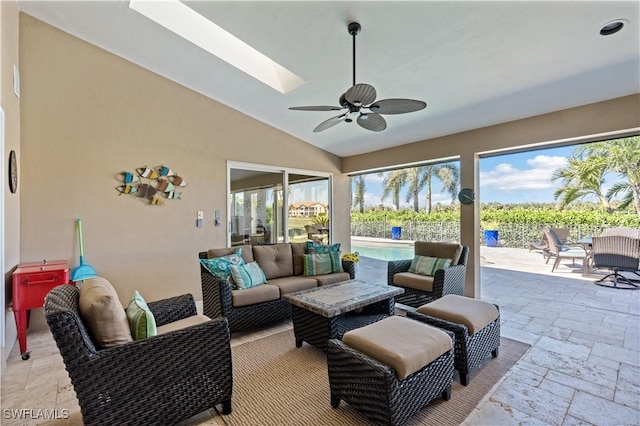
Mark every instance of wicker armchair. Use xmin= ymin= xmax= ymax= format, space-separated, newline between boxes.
xmin=387 ymin=242 xmax=469 ymax=308
xmin=591 ymin=235 xmax=640 ymax=289
xmin=44 ymin=285 xmax=233 ymax=426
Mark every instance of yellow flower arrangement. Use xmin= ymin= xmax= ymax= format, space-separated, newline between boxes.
xmin=341 ymin=252 xmax=360 ymax=263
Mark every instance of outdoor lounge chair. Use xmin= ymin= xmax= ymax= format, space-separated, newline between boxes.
xmin=591 ymin=235 xmax=640 ymax=289
xmin=543 ymin=228 xmax=589 ymax=272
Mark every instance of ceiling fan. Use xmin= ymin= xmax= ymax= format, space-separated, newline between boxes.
xmin=289 ymin=22 xmax=427 ymax=133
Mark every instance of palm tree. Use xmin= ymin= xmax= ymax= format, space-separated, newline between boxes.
xmin=404 ymin=167 xmax=425 ymax=212
xmin=379 ymin=170 xmax=407 ymax=210
xmin=576 ymin=137 xmax=640 ymax=215
xmin=351 ymin=175 xmax=366 ymax=213
xmin=421 ymin=164 xmax=459 ymax=214
xmin=551 ymin=155 xmax=610 ymax=211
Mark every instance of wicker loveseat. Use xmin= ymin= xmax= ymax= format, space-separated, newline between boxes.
xmin=387 ymin=241 xmax=469 ymax=308
xmin=44 ymin=284 xmax=233 ymax=426
xmin=199 ymin=243 xmax=356 ymax=332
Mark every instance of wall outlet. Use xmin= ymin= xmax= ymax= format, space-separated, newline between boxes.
xmin=196 ymin=218 xmax=203 ymax=228
xmin=214 ymin=210 xmax=221 ymax=227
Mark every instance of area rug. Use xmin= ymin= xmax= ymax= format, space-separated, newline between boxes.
xmin=218 ymin=329 xmax=530 ymax=426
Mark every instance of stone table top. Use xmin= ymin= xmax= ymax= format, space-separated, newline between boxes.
xmin=283 ymin=280 xmax=404 ymax=318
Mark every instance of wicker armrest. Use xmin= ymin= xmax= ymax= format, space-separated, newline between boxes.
xmin=200 ymin=269 xmax=234 ymax=319
xmin=147 ymin=293 xmax=198 ymax=327
xmin=433 ymin=263 xmax=467 ymax=296
xmin=387 ymin=259 xmax=413 ymax=285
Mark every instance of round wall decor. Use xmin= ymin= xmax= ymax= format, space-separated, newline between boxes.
xmin=9 ymin=150 xmax=17 ymax=194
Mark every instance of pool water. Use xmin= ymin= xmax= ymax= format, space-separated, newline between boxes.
xmin=351 ymin=244 xmax=414 ymax=261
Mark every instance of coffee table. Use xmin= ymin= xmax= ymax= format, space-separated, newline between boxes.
xmin=283 ymin=280 xmax=404 ymax=351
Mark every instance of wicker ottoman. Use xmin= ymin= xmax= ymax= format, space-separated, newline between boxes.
xmin=407 ymin=294 xmax=500 ymax=386
xmin=327 ymin=316 xmax=454 ymax=426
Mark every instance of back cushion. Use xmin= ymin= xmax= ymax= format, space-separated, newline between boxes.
xmin=79 ymin=277 xmax=133 ymax=347
xmin=414 ymin=242 xmax=463 ymax=265
xmin=208 ymin=245 xmax=254 ymax=263
xmin=252 ymin=244 xmax=293 ymax=279
xmin=291 ymin=243 xmax=306 ymax=276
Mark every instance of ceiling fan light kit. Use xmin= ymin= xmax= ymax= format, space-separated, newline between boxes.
xmin=289 ymin=22 xmax=426 ymax=133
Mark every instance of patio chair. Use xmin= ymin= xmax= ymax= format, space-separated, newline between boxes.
xmin=388 ymin=242 xmax=469 ymax=308
xmin=44 ymin=284 xmax=233 ymax=425
xmin=529 ymin=227 xmax=570 ymax=260
xmin=591 ymin=235 xmax=640 ymax=290
xmin=543 ymin=228 xmax=589 ymax=273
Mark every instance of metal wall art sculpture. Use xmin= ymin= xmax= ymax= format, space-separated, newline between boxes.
xmin=117 ymin=165 xmax=187 ymax=206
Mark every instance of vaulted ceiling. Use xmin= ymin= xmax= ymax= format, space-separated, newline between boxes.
xmin=17 ymin=1 xmax=640 ymax=157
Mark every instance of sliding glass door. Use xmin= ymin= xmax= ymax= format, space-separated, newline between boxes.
xmin=228 ymin=162 xmax=331 ymax=247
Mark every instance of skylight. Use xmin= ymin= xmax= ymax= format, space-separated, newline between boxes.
xmin=129 ymin=0 xmax=304 ymax=94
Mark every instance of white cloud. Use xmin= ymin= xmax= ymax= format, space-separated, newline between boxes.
xmin=481 ymin=155 xmax=568 ymax=191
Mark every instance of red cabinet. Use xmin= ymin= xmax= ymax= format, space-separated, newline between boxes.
xmin=12 ymin=260 xmax=70 ymax=360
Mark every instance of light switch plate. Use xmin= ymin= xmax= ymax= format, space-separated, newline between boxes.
xmin=197 ymin=211 xmax=204 ymax=220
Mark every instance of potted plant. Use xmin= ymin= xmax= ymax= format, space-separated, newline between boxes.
xmin=388 ymin=219 xmax=402 ymax=240
xmin=482 ymin=221 xmax=500 ymax=247
xmin=341 ymin=252 xmax=360 ymax=272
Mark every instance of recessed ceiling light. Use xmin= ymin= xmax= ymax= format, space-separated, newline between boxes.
xmin=600 ymin=20 xmax=626 ymax=36
xmin=129 ymin=0 xmax=304 ymax=94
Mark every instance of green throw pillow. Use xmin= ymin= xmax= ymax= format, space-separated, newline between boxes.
xmin=305 ymin=241 xmax=341 ymax=254
xmin=408 ymin=255 xmax=452 ymax=277
xmin=200 ymin=248 xmax=245 ymax=280
xmin=126 ymin=290 xmax=157 ymax=340
xmin=303 ymin=252 xmax=343 ymax=276
xmin=230 ymin=262 xmax=267 ymax=290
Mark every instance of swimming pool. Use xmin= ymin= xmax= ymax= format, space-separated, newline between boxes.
xmin=351 ymin=243 xmax=414 ymax=261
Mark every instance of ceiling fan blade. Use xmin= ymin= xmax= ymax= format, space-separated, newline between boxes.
xmin=289 ymin=106 xmax=344 ymax=111
xmin=368 ymin=99 xmax=427 ymax=114
xmin=313 ymin=114 xmax=347 ymax=132
xmin=345 ymin=83 xmax=377 ymax=106
xmin=357 ymin=113 xmax=386 ymax=132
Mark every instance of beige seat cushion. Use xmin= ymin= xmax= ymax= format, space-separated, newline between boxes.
xmin=252 ymin=244 xmax=293 ymax=279
xmin=78 ymin=277 xmax=133 ymax=347
xmin=415 ymin=242 xmax=463 ymax=265
xmin=208 ymin=245 xmax=254 ymax=264
xmin=231 ymin=284 xmax=280 ymax=307
xmin=342 ymin=316 xmax=452 ymax=380
xmin=268 ymin=276 xmax=317 ymax=295
xmin=314 ymin=272 xmax=351 ymax=286
xmin=393 ymin=272 xmax=434 ymax=292
xmin=157 ymin=314 xmax=210 ymax=335
xmin=417 ymin=295 xmax=499 ymax=335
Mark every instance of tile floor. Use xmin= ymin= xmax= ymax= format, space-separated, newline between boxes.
xmin=1 ymin=247 xmax=639 ymax=425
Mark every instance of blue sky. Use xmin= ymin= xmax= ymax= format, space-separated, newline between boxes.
xmin=357 ymin=144 xmax=623 ymax=207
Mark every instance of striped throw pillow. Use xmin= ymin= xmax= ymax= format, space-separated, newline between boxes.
xmin=408 ymin=256 xmax=452 ymax=277
xmin=230 ymin=262 xmax=267 ymax=290
xmin=303 ymin=252 xmax=343 ymax=276
xmin=126 ymin=290 xmax=157 ymax=340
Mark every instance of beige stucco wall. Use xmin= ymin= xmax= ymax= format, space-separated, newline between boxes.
xmin=15 ymin=14 xmax=350 ymax=340
xmin=1 ymin=0 xmax=21 ymax=371
xmin=343 ymin=94 xmax=640 ymax=297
